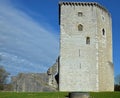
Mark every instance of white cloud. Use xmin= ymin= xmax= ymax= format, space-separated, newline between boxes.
xmin=0 ymin=0 xmax=59 ymax=75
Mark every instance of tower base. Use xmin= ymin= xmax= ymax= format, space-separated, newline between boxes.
xmin=69 ymin=92 xmax=89 ymax=98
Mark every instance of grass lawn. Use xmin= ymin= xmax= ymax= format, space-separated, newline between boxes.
xmin=90 ymin=92 xmax=120 ymax=98
xmin=0 ymin=92 xmax=68 ymax=98
xmin=0 ymin=92 xmax=120 ymax=98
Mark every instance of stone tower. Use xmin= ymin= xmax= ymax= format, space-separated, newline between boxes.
xmin=59 ymin=2 xmax=114 ymax=92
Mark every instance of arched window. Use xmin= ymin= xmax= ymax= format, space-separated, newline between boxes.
xmin=78 ymin=24 xmax=83 ymax=31
xmin=86 ymin=37 xmax=90 ymax=44
xmin=102 ymin=28 xmax=105 ymax=36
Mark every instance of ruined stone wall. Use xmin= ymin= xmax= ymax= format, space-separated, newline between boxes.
xmin=47 ymin=59 xmax=58 ymax=89
xmin=12 ymin=73 xmax=56 ymax=92
xmin=11 ymin=60 xmax=58 ymax=92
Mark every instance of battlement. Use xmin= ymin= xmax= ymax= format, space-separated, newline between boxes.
xmin=59 ymin=2 xmax=110 ymax=15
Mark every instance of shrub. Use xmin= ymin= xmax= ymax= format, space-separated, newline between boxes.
xmin=115 ymin=84 xmax=120 ymax=91
xmin=0 ymin=84 xmax=4 ymax=90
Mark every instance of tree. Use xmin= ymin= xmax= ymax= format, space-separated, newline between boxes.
xmin=115 ymin=84 xmax=120 ymax=91
xmin=115 ymin=74 xmax=120 ymax=91
xmin=115 ymin=74 xmax=120 ymax=85
xmin=0 ymin=66 xmax=9 ymax=90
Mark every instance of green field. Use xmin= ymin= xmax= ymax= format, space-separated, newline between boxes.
xmin=0 ymin=92 xmax=120 ymax=98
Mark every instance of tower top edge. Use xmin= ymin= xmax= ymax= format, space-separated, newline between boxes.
xmin=59 ymin=1 xmax=110 ymax=15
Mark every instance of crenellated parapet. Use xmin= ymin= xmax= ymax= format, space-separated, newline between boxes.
xmin=59 ymin=2 xmax=110 ymax=15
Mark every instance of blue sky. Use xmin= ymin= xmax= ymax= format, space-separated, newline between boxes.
xmin=0 ymin=0 xmax=119 ymax=77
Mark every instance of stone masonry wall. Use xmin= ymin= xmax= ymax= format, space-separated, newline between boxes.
xmin=59 ymin=2 xmax=114 ymax=92
xmin=96 ymin=7 xmax=114 ymax=91
xmin=59 ymin=2 xmax=98 ymax=91
xmin=12 ymin=73 xmax=56 ymax=92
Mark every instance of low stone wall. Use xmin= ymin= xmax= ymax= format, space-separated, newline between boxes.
xmin=11 ymin=73 xmax=56 ymax=92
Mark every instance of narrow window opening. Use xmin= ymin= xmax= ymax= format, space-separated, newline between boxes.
xmin=102 ymin=16 xmax=104 ymax=20
xmin=79 ymin=63 xmax=81 ymax=69
xmin=78 ymin=12 xmax=83 ymax=17
xmin=79 ymin=49 xmax=80 ymax=57
xmin=86 ymin=37 xmax=90 ymax=44
xmin=102 ymin=29 xmax=105 ymax=36
xmin=78 ymin=24 xmax=83 ymax=31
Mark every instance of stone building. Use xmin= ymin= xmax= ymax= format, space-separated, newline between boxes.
xmin=59 ymin=2 xmax=114 ymax=92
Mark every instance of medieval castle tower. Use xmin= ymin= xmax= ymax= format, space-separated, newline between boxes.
xmin=59 ymin=2 xmax=114 ymax=92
